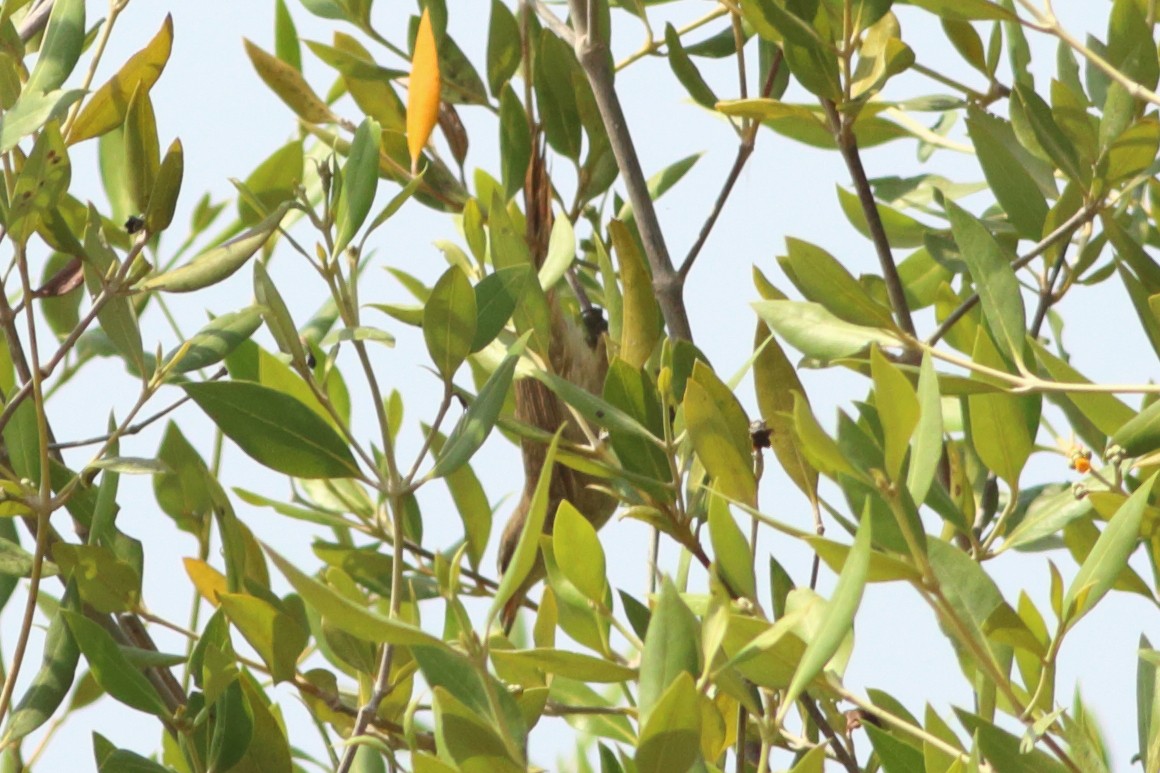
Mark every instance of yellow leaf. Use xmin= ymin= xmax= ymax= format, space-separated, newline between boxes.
xmin=183 ymin=557 xmax=227 ymax=606
xmin=407 ymin=8 xmax=440 ymax=174
xmin=610 ymin=219 xmax=660 ymax=367
xmin=67 ymin=14 xmax=173 ymax=145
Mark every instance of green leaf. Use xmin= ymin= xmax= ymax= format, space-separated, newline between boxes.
xmin=82 ymin=206 xmax=145 ymax=378
xmin=490 ymin=429 xmax=563 ymax=627
xmin=684 ymin=361 xmax=756 ymax=506
xmin=431 ymin=687 xmax=523 ymax=772
xmin=62 ymin=611 xmax=169 ymax=717
xmin=966 ymin=330 xmax=1034 ymax=487
xmin=25 ymin=0 xmax=85 ymax=95
xmin=539 ymin=213 xmax=575 ymax=291
xmin=793 ymin=393 xmax=860 ymax=480
xmin=871 ymin=345 xmax=919 ymax=482
xmin=253 ymin=259 xmax=308 ymax=369
xmin=1110 ymin=394 xmax=1160 ymax=458
xmin=719 ymin=98 xmax=909 ymax=149
xmin=486 ymin=0 xmax=520 ymax=97
xmin=639 ymin=577 xmax=699 ymax=725
xmin=489 ymin=648 xmax=634 ymax=683
xmin=207 ymin=680 xmax=253 ymax=773
xmin=143 ymin=138 xmax=183 ymax=233
xmin=956 ymin=710 xmax=1069 ymax=773
xmin=533 ymin=369 xmax=659 ymax=444
xmin=183 ymin=380 xmax=360 ymax=478
xmin=0 ymin=89 xmax=84 ymax=154
xmin=122 ymin=86 xmax=159 ymax=214
xmin=334 ymin=116 xmax=381 ymax=252
xmin=778 ymin=237 xmax=896 ymax=328
xmin=602 ymin=359 xmax=671 ymax=491
xmin=498 ymin=85 xmax=530 ymax=200
xmin=1138 ymin=636 xmax=1160 ymax=771
xmin=165 ymin=306 xmax=263 ymax=375
xmin=553 ymin=500 xmax=607 ymax=604
xmin=781 ymin=507 xmax=871 ymax=715
xmin=265 ymin=545 xmax=448 ymax=649
xmin=219 ymin=593 xmax=308 ymax=683
xmin=423 ymin=267 xmax=476 ymax=380
xmin=430 ymin=353 xmax=517 ymax=478
xmin=2 ymin=600 xmax=79 ymax=743
xmin=835 ymin=185 xmax=928 ymax=248
xmin=905 ymin=0 xmax=1015 ymax=20
xmin=665 ymin=23 xmax=717 ymax=109
xmin=1030 ymin=339 xmax=1133 ymax=438
xmin=7 ymin=122 xmax=71 ymax=243
xmin=236 ymin=139 xmax=303 ymax=225
xmin=754 ymin=325 xmax=818 ymax=502
xmin=140 ymin=202 xmax=290 ymax=292
xmin=708 ymin=489 xmax=756 ymax=600
xmin=535 ymin=30 xmax=582 ymax=160
xmin=471 ymin=266 xmax=524 ymax=353
xmin=964 ymin=106 xmax=1051 ymax=240
xmin=1063 ymin=473 xmax=1155 ymax=627
xmin=52 ymin=544 xmax=139 ymax=614
xmin=754 ymin=300 xmax=902 ymax=362
xmin=273 ymin=0 xmax=302 ymax=70
xmin=928 ymin=538 xmax=1004 ymax=659
xmin=635 ymin=672 xmax=702 ymax=773
xmin=427 ymin=429 xmax=491 ymax=569
xmin=94 ymin=735 xmax=173 ymax=773
xmin=945 ymin=198 xmax=1026 ymax=363
xmin=1014 ymin=82 xmax=1085 ymax=185
xmin=907 ymin=353 xmax=943 ymax=505
xmin=864 ymin=723 xmax=925 ymax=771
xmin=630 ymin=152 xmax=703 ymax=213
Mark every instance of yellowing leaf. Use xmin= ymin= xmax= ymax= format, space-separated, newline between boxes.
xmin=407 ymin=8 xmax=441 ymax=174
xmin=245 ymin=39 xmax=335 ymax=124
xmin=611 ymin=219 xmax=661 ymax=368
xmin=67 ymin=15 xmax=173 ymax=144
xmin=184 ymin=557 xmax=228 ymax=606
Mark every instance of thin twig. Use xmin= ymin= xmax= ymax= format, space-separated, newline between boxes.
xmin=47 ymin=371 xmax=223 ymax=450
xmin=798 ymin=693 xmax=859 ymax=773
xmin=17 ymin=0 xmax=53 ymax=42
xmin=821 ymin=99 xmax=916 ymax=342
xmin=679 ymin=50 xmax=783 ymax=280
xmin=927 ymin=200 xmax=1101 ymax=346
xmin=1028 ymin=244 xmax=1070 ymax=339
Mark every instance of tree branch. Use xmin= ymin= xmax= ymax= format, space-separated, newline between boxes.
xmin=550 ymin=0 xmax=694 ymax=341
xmin=821 ymin=99 xmax=916 ymax=343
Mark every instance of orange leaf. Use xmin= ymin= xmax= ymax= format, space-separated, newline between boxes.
xmin=183 ymin=557 xmax=227 ymax=606
xmin=407 ymin=8 xmax=440 ymax=174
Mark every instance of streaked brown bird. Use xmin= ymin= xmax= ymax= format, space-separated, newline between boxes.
xmin=496 ymin=135 xmax=617 ymax=632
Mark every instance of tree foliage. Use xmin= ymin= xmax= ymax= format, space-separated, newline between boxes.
xmin=0 ymin=0 xmax=1158 ymax=771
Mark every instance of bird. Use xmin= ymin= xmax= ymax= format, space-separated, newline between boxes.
xmin=495 ymin=133 xmax=618 ymax=633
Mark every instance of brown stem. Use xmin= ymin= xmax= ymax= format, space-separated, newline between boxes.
xmin=554 ymin=0 xmax=693 ymax=342
xmin=799 ymin=693 xmax=860 ymax=773
xmin=821 ymin=99 xmax=916 ymax=343
xmin=1029 ymin=247 xmax=1069 ymax=339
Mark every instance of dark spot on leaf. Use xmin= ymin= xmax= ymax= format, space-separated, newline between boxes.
xmin=125 ymin=215 xmax=146 ymax=234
